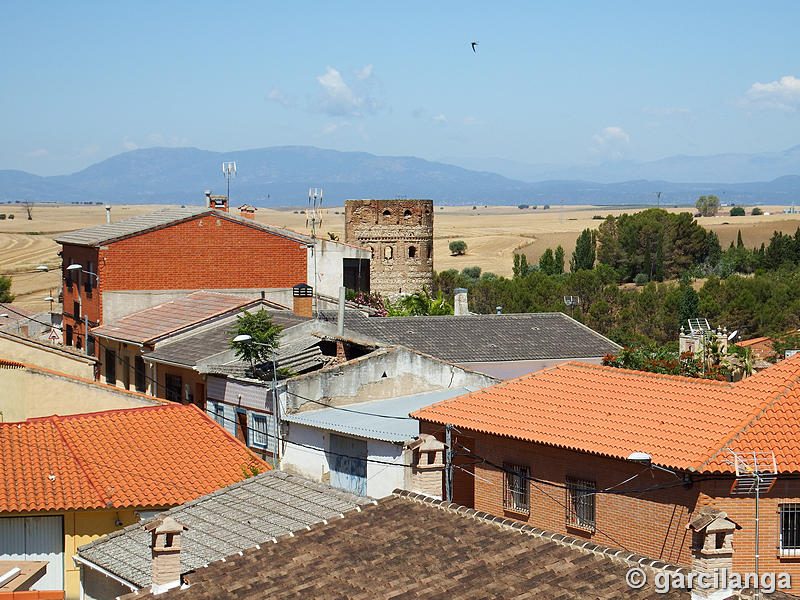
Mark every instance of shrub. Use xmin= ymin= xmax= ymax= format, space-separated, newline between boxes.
xmin=730 ymin=206 xmax=745 ymax=216
xmin=0 ymin=214 xmax=6 ymax=220
xmin=752 ymin=207 xmax=763 ymax=216
xmin=543 ymin=204 xmax=551 ymax=210
xmin=634 ymin=273 xmax=649 ymax=286
xmin=7 ymin=214 xmax=13 ymax=220
xmin=449 ymin=240 xmax=467 ymax=255
xmin=518 ymin=204 xmax=529 ymax=210
xmin=460 ymin=266 xmax=482 ymax=280
xmin=592 ymin=215 xmax=604 ymax=220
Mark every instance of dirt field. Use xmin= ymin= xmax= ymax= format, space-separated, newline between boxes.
xmin=3 ymin=202 xmax=800 ymax=312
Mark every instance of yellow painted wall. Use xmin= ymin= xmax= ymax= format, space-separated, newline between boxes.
xmin=0 ymin=367 xmax=163 ymax=422
xmin=0 ymin=332 xmax=95 ymax=379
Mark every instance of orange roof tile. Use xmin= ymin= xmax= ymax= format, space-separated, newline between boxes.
xmin=736 ymin=336 xmax=770 ymax=348
xmin=412 ymin=356 xmax=800 ymax=473
xmin=0 ymin=404 xmax=269 ymax=513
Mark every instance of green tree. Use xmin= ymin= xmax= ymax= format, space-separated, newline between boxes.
xmin=449 ymin=240 xmax=467 ymax=256
xmin=696 ymin=195 xmax=721 ymax=217
xmin=513 ymin=253 xmax=530 ymax=279
xmin=554 ymin=245 xmax=565 ymax=275
xmin=752 ymin=207 xmax=763 ymax=216
xmin=570 ymin=228 xmax=596 ymax=272
xmin=678 ymin=284 xmax=699 ymax=330
xmin=539 ymin=248 xmax=557 ymax=275
xmin=229 ymin=310 xmax=283 ymax=369
xmin=0 ymin=276 xmax=13 ymax=303
xmin=736 ymin=230 xmax=744 ymax=249
xmin=730 ymin=206 xmax=745 ymax=217
xmin=389 ymin=287 xmax=453 ymax=316
xmin=705 ymin=230 xmax=722 ymax=266
xmin=460 ymin=266 xmax=482 ymax=281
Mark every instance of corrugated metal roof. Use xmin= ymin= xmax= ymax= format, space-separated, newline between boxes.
xmin=55 ymin=206 xmax=316 ymax=247
xmin=76 ymin=470 xmax=373 ymax=588
xmin=282 ymin=387 xmax=474 ymax=443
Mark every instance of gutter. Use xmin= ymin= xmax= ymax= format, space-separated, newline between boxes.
xmin=72 ymin=554 xmax=139 ymax=591
xmin=91 ymin=333 xmax=145 ymax=348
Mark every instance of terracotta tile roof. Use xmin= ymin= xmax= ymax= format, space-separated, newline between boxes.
xmin=412 ymin=356 xmax=800 ymax=472
xmin=90 ymin=292 xmax=265 ymax=345
xmin=126 ymin=490 xmax=717 ymax=600
xmin=737 ymin=336 xmax=770 ymax=348
xmin=0 ymin=404 xmax=269 ymax=513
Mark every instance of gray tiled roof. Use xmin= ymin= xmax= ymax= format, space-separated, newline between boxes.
xmin=144 ymin=313 xmax=310 ymax=367
xmin=199 ymin=335 xmax=327 ymax=378
xmin=282 ymin=387 xmax=473 ymax=442
xmin=77 ymin=470 xmax=374 ymax=588
xmin=55 ymin=206 xmax=314 ymax=247
xmin=319 ymin=310 xmax=621 ymax=362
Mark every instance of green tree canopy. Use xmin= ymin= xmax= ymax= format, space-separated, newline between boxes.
xmin=0 ymin=276 xmax=13 ymax=303
xmin=730 ymin=206 xmax=745 ymax=217
xmin=696 ymin=195 xmax=721 ymax=217
xmin=539 ymin=248 xmax=558 ymax=275
xmin=449 ymin=240 xmax=467 ymax=256
xmin=570 ymin=228 xmax=596 ymax=272
xmin=229 ymin=310 xmax=283 ymax=368
xmin=554 ymin=245 xmax=565 ymax=275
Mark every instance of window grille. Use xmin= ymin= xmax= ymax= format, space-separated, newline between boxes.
xmin=251 ymin=414 xmax=269 ymax=449
xmin=503 ymin=463 xmax=529 ymax=514
xmin=566 ymin=477 xmax=596 ymax=531
xmin=214 ymin=403 xmax=225 ymax=427
xmin=780 ymin=504 xmax=800 ymax=556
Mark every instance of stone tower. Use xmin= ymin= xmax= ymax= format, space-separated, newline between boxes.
xmin=345 ymin=199 xmax=434 ymax=296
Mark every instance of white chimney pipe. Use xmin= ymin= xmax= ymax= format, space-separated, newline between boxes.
xmin=104 ymin=204 xmax=111 ymax=224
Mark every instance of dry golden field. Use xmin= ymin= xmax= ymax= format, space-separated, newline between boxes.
xmin=3 ymin=202 xmax=800 ymax=312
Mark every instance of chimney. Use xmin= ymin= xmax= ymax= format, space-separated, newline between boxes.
xmin=686 ymin=508 xmax=740 ymax=600
xmin=145 ymin=516 xmax=188 ymax=595
xmin=104 ymin=204 xmax=111 ymax=224
xmin=292 ymin=283 xmax=313 ymax=318
xmin=453 ymin=288 xmax=469 ymax=316
xmin=405 ymin=433 xmax=446 ymax=499
xmin=239 ymin=204 xmax=257 ymax=220
xmin=205 ymin=191 xmax=229 ymax=212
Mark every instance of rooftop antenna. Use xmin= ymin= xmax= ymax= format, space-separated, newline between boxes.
xmin=222 ymin=161 xmax=237 ymax=202
xmin=563 ymin=295 xmax=580 ymax=318
xmin=687 ymin=318 xmax=712 ymax=375
xmin=655 ymin=191 xmax=662 ymax=208
xmin=728 ymin=449 xmax=778 ymax=600
xmin=307 ymin=188 xmax=323 ymax=318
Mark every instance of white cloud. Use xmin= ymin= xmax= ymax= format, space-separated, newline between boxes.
xmin=462 ymin=116 xmax=477 ymax=125
xmin=356 ymin=64 xmax=373 ymax=80
xmin=25 ymin=149 xmax=48 ymax=158
xmin=314 ymin=66 xmax=380 ymax=117
xmin=432 ymin=114 xmax=447 ymax=123
xmin=322 ymin=121 xmax=351 ymax=135
xmin=123 ymin=137 xmax=138 ymax=150
xmin=741 ymin=75 xmax=800 ymax=111
xmin=267 ymin=88 xmax=292 ymax=107
xmin=590 ymin=126 xmax=630 ymax=158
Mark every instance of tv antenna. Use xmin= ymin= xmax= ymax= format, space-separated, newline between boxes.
xmin=563 ymin=295 xmax=580 ymax=318
xmin=222 ymin=161 xmax=237 ymax=202
xmin=728 ymin=449 xmax=778 ymax=600
xmin=307 ymin=188 xmax=323 ymax=317
xmin=655 ymin=191 xmax=662 ymax=208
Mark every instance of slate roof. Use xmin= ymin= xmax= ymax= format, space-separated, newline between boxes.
xmin=126 ymin=490 xmax=725 ymax=600
xmin=0 ymin=404 xmax=268 ymax=513
xmin=144 ymin=312 xmax=310 ymax=367
xmin=77 ymin=470 xmax=373 ymax=588
xmin=199 ymin=335 xmax=327 ymax=377
xmin=412 ymin=355 xmax=800 ymax=473
xmin=318 ymin=310 xmax=620 ymax=362
xmin=54 ymin=207 xmax=315 ymax=247
xmin=0 ymin=303 xmax=34 ymax=327
xmin=282 ymin=387 xmax=473 ymax=443
xmin=90 ymin=292 xmax=263 ymax=345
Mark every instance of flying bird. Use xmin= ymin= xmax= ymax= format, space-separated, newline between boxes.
xmin=471 ymin=41 xmax=478 ymax=52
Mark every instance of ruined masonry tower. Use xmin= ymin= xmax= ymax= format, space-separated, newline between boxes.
xmin=345 ymin=199 xmax=434 ymax=296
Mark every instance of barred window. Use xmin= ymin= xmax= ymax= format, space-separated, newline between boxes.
xmin=780 ymin=504 xmax=800 ymax=556
xmin=566 ymin=477 xmax=596 ymax=532
xmin=503 ymin=463 xmax=529 ymax=514
xmin=251 ymin=414 xmax=269 ymax=449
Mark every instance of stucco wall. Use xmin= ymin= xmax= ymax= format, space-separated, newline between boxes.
xmin=0 ymin=366 xmax=162 ymax=422
xmin=0 ymin=331 xmax=95 ymax=379
xmin=308 ymin=238 xmax=370 ymax=298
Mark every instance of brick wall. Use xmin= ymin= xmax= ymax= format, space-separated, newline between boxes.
xmin=61 ymin=245 xmax=101 ymax=352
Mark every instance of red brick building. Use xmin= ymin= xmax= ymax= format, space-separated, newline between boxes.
xmin=55 ymin=200 xmax=369 ymax=352
xmin=413 ymin=357 xmax=800 ymax=593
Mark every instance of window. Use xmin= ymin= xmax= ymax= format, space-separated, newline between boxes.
xmin=73 ymin=301 xmax=81 ymax=320
xmin=384 ymin=246 xmax=393 ymax=260
xmin=566 ymin=477 xmax=596 ymax=532
xmin=214 ymin=402 xmax=225 ymax=427
xmin=134 ymin=356 xmax=146 ymax=392
xmin=403 ymin=209 xmax=412 ymax=217
xmin=382 ymin=209 xmax=391 ymax=217
xmin=408 ymin=246 xmax=417 ymax=258
xmin=780 ymin=504 xmax=800 ymax=556
xmin=503 ymin=463 xmax=529 ymax=514
xmin=251 ymin=414 xmax=269 ymax=449
xmin=65 ymin=325 xmax=73 ymax=346
xmin=165 ymin=374 xmax=182 ymax=403
xmin=87 ymin=335 xmax=95 ymax=356
xmin=66 ymin=263 xmax=73 ymax=288
xmin=105 ymin=349 xmax=116 ymax=384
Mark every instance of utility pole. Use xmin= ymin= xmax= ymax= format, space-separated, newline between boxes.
xmin=222 ymin=161 xmax=237 ymax=202
xmin=307 ymin=188 xmax=323 ymax=318
xmin=445 ymin=423 xmax=453 ymax=502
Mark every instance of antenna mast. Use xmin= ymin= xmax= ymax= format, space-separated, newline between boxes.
xmin=222 ymin=161 xmax=237 ymax=202
xmin=307 ymin=188 xmax=323 ymax=317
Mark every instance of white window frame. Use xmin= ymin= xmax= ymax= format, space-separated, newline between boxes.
xmin=251 ymin=413 xmax=269 ymax=449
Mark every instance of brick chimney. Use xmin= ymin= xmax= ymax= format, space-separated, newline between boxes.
xmin=686 ymin=507 xmax=740 ymax=600
xmin=205 ymin=190 xmax=228 ymax=212
xmin=145 ymin=515 xmax=188 ymax=595
xmin=405 ymin=434 xmax=446 ymax=499
xmin=239 ymin=204 xmax=257 ymax=220
xmin=453 ymin=288 xmax=469 ymax=316
xmin=293 ymin=283 xmax=313 ymax=318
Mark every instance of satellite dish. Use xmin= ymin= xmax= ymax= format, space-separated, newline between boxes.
xmin=727 ymin=330 xmax=738 ymax=341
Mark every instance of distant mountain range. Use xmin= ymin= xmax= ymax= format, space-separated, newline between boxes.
xmin=2 ymin=145 xmax=800 ymax=207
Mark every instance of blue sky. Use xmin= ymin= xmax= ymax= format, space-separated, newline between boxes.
xmin=3 ymin=2 xmax=800 ymax=175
